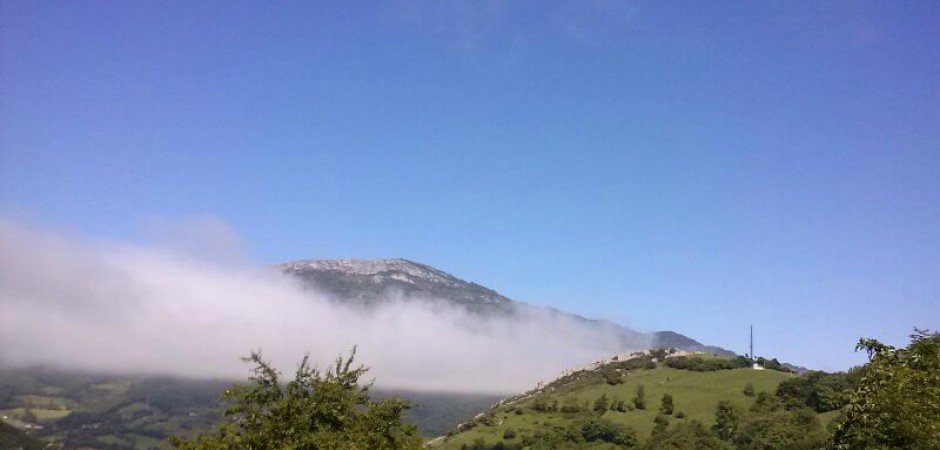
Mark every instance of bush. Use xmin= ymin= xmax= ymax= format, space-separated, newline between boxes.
xmin=578 ymin=418 xmax=638 ymax=446
xmin=503 ymin=428 xmax=517 ymax=439
xmin=665 ymin=355 xmax=752 ymax=372
xmin=602 ymin=368 xmax=623 ymax=385
xmin=633 ymin=385 xmax=646 ymax=410
xmin=660 ymin=393 xmax=674 ymax=415
xmin=647 ymin=420 xmax=731 ymax=450
xmin=560 ymin=398 xmax=583 ymax=414
xmin=743 ymin=383 xmax=755 ymax=397
xmin=713 ymin=400 xmax=740 ymax=441
xmin=652 ymin=414 xmax=670 ymax=437
xmin=593 ymin=394 xmax=609 ymax=413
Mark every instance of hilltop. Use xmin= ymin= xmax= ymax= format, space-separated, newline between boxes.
xmin=431 ymin=350 xmax=824 ymax=449
xmin=277 ymin=258 xmax=732 ymax=355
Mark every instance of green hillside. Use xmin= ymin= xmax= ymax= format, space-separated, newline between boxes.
xmin=433 ymin=351 xmax=811 ymax=449
xmin=0 ymin=421 xmax=45 ymax=450
xmin=0 ymin=368 xmax=497 ymax=449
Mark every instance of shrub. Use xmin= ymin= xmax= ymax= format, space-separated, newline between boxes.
xmin=633 ymin=384 xmax=646 ymax=410
xmin=660 ymin=393 xmax=674 ymax=415
xmin=743 ymin=383 xmax=755 ymax=397
xmin=578 ymin=418 xmax=638 ymax=446
xmin=593 ymin=394 xmax=609 ymax=413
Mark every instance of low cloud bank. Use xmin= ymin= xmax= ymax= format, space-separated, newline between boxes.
xmin=0 ymin=218 xmax=637 ymax=394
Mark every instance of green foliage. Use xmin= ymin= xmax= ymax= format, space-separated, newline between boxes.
xmin=750 ymin=391 xmax=782 ymax=413
xmin=645 ymin=420 xmax=732 ymax=450
xmin=502 ymin=428 xmax=516 ymax=439
xmin=168 ymin=349 xmax=423 ymax=450
xmin=651 ymin=414 xmax=670 ymax=438
xmin=440 ymin=356 xmax=798 ymax=449
xmin=830 ymin=329 xmax=940 ymax=449
xmin=593 ymin=394 xmax=609 ymax=413
xmin=712 ymin=400 xmax=740 ymax=441
xmin=559 ymin=397 xmax=584 ymax=413
xmin=660 ymin=393 xmax=674 ymax=415
xmin=504 ymin=418 xmax=637 ymax=449
xmin=0 ymin=421 xmax=45 ymax=450
xmin=775 ymin=371 xmax=852 ymax=413
xmin=577 ymin=418 xmax=638 ymax=446
xmin=649 ymin=348 xmax=669 ymax=361
xmin=731 ymin=407 xmax=826 ymax=450
xmin=742 ymin=383 xmax=755 ymax=397
xmin=603 ymin=368 xmax=624 ymax=385
xmin=763 ymin=358 xmax=782 ymax=371
xmin=633 ymin=384 xmax=646 ymax=410
xmin=664 ymin=356 xmax=751 ymax=372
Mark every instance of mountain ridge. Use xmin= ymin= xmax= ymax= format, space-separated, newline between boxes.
xmin=276 ymin=258 xmax=734 ymax=356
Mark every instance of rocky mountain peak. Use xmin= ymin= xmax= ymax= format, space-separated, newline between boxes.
xmin=276 ymin=258 xmax=510 ymax=306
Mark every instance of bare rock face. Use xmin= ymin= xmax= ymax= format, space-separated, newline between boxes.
xmin=275 ymin=258 xmax=511 ymax=311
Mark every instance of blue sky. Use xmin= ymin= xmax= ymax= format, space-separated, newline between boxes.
xmin=2 ymin=1 xmax=938 ymax=371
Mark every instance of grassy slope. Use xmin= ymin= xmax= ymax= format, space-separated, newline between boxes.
xmin=437 ymin=363 xmax=795 ymax=449
xmin=0 ymin=407 xmax=72 ymax=422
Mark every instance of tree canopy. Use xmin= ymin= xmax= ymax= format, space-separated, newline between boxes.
xmin=169 ymin=348 xmax=424 ymax=450
xmin=830 ymin=329 xmax=940 ymax=449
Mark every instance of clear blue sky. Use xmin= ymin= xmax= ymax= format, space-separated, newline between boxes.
xmin=2 ymin=1 xmax=938 ymax=371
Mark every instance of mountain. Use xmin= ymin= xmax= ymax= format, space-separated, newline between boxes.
xmin=276 ymin=258 xmax=733 ymax=355
xmin=276 ymin=258 xmax=512 ymax=312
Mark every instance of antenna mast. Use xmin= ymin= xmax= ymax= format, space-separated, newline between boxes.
xmin=750 ymin=324 xmax=754 ymax=363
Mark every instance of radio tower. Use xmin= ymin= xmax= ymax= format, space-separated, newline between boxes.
xmin=749 ymin=324 xmax=754 ymax=363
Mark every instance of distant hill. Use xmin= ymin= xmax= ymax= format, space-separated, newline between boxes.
xmin=0 ymin=367 xmax=500 ymax=446
xmin=277 ymin=258 xmax=734 ymax=355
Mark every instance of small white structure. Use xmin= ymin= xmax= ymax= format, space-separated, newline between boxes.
xmin=752 ymin=363 xmax=765 ymax=371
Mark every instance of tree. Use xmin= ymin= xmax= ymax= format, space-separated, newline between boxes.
xmin=775 ymin=371 xmax=851 ymax=412
xmin=633 ymin=384 xmax=646 ymax=410
xmin=830 ymin=329 xmax=940 ymax=449
xmin=660 ymin=393 xmax=674 ymax=415
xmin=168 ymin=348 xmax=423 ymax=450
xmin=712 ymin=400 xmax=739 ymax=441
